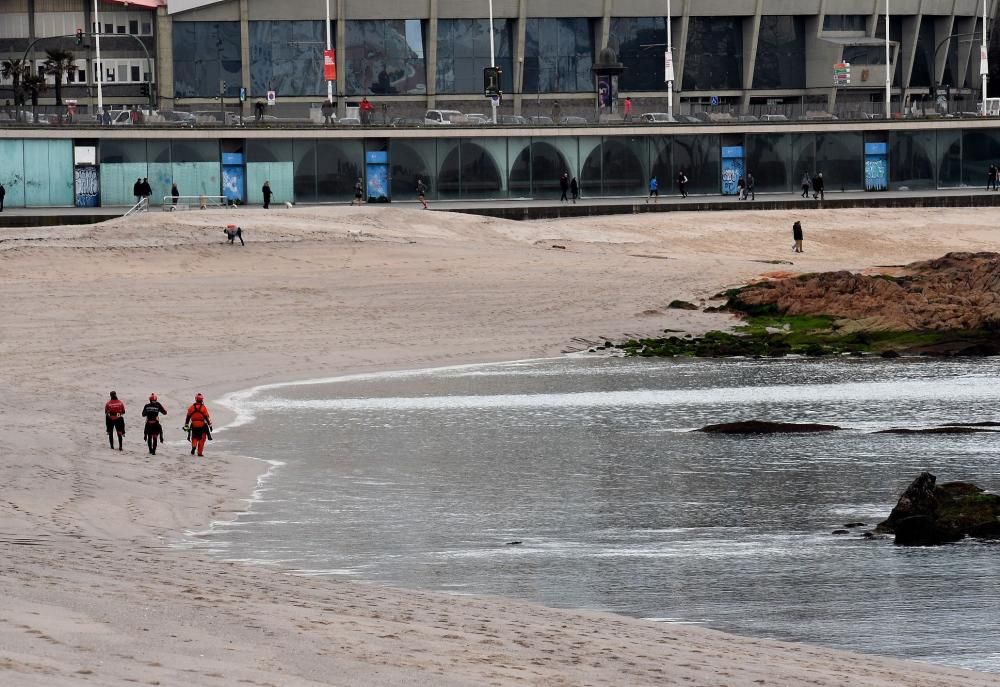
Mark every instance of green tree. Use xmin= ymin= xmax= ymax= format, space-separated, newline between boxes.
xmin=1 ymin=58 xmax=27 ymax=106
xmin=22 ymin=72 xmax=47 ymax=108
xmin=43 ymin=48 xmax=77 ymax=106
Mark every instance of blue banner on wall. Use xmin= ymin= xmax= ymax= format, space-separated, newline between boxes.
xmin=864 ymin=142 xmax=888 ymax=192
xmin=366 ymin=151 xmax=388 ymax=165
xmin=222 ymin=165 xmax=246 ymax=203
xmin=74 ymin=165 xmax=100 ymax=207
xmin=721 ymin=146 xmax=745 ymax=196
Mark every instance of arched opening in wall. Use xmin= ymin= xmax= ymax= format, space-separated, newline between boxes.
xmin=390 ymin=141 xmax=434 ymax=200
xmin=438 ymin=141 xmax=503 ymax=198
xmin=508 ymin=142 xmax=570 ymax=198
xmin=582 ymin=139 xmax=644 ymax=196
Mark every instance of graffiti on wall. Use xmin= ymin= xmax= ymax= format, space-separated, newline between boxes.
xmin=74 ymin=166 xmax=100 ymax=207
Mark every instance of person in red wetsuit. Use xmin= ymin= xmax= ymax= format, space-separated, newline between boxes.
xmin=104 ymin=390 xmax=126 ymax=451
xmin=184 ymin=393 xmax=213 ymax=456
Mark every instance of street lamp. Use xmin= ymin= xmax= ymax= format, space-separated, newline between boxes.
xmin=885 ymin=0 xmax=891 ymax=119
xmin=325 ymin=0 xmax=333 ymax=104
xmin=981 ymin=0 xmax=989 ymax=115
xmin=488 ymin=0 xmax=497 ymax=124
xmin=666 ymin=0 xmax=673 ymax=118
xmin=94 ymin=0 xmax=103 ymax=113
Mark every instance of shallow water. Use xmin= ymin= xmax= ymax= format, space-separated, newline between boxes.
xmin=202 ymin=357 xmax=1000 ymax=672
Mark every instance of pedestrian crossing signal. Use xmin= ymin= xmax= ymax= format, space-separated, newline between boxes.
xmin=483 ymin=66 xmax=502 ymax=98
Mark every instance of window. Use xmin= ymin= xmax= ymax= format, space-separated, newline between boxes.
xmin=117 ymin=25 xmax=125 ymax=34
xmin=436 ymin=19 xmax=513 ymax=94
xmin=753 ymin=17 xmax=806 ymax=89
xmin=823 ymin=15 xmax=867 ymax=32
xmin=129 ymin=20 xmax=139 ymax=34
xmin=172 ymin=21 xmax=242 ymax=97
xmin=131 ymin=65 xmax=140 ymax=81
xmin=610 ymin=17 xmax=677 ymax=91
xmin=683 ymin=17 xmax=743 ymax=91
xmin=344 ymin=20 xmax=427 ymax=95
xmin=841 ymin=45 xmax=887 ymax=66
xmin=249 ymin=20 xmax=331 ymax=96
xmin=104 ymin=23 xmax=112 ymax=33
xmin=523 ymin=18 xmax=595 ymax=93
xmin=141 ymin=22 xmax=152 ymax=35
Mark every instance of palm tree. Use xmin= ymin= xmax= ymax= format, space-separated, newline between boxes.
xmin=22 ymin=73 xmax=47 ymax=108
xmin=1 ymin=58 xmax=27 ymax=106
xmin=43 ymin=48 xmax=77 ymax=106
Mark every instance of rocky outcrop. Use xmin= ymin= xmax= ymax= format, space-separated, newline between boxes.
xmin=732 ymin=252 xmax=1000 ymax=334
xmin=875 ymin=427 xmax=998 ymax=434
xmin=697 ymin=420 xmax=842 ymax=434
xmin=875 ymin=472 xmax=1000 ymax=545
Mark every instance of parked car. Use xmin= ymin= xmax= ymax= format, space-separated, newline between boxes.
xmin=161 ymin=110 xmax=196 ymax=125
xmin=737 ymin=114 xmax=758 ymax=122
xmin=191 ymin=110 xmax=240 ymax=126
xmin=338 ymin=117 xmax=361 ymax=126
xmin=674 ymin=114 xmax=701 ymax=123
xmin=424 ymin=109 xmax=465 ymax=125
xmin=390 ymin=116 xmax=423 ymax=127
xmin=759 ymin=114 xmax=788 ymax=122
xmin=499 ymin=114 xmax=527 ymax=125
xmin=639 ymin=112 xmax=675 ymax=123
xmin=527 ymin=115 xmax=554 ymax=125
xmin=559 ymin=116 xmax=588 ymax=125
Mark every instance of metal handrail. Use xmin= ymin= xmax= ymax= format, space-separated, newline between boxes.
xmin=161 ymin=195 xmax=228 ymax=210
xmin=123 ymin=197 xmax=147 ymax=217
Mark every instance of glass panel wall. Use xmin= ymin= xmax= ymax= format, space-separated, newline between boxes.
xmin=249 ymin=21 xmax=330 ymax=97
xmin=815 ymin=132 xmax=863 ymax=190
xmin=459 ymin=139 xmax=506 ymax=199
xmin=682 ymin=17 xmax=742 ymax=91
xmin=390 ymin=139 xmax=436 ymax=201
xmin=610 ymin=17 xmax=677 ymax=92
xmin=752 ymin=17 xmax=805 ymax=89
xmin=649 ymin=136 xmax=672 ymax=190
xmin=506 ymin=138 xmax=579 ymax=199
xmin=579 ymin=136 xmax=603 ymax=193
xmin=523 ymin=18 xmax=595 ymax=94
xmin=936 ymin=130 xmax=962 ymax=187
xmin=172 ymin=22 xmax=241 ymax=98
xmin=889 ymin=131 xmax=935 ymax=189
xmin=317 ymin=140 xmax=363 ymax=202
xmin=436 ymin=138 xmax=462 ymax=200
xmin=345 ymin=20 xmax=426 ymax=95
xmin=436 ymin=19 xmax=513 ymax=94
xmin=790 ymin=134 xmax=816 ymax=187
xmin=602 ymin=137 xmax=647 ymax=196
xmin=293 ymin=139 xmax=318 ymax=202
xmin=961 ymin=131 xmax=1000 ymax=188
xmin=746 ymin=134 xmax=793 ymax=192
xmin=909 ymin=17 xmax=935 ymax=88
xmin=673 ymin=135 xmax=720 ymax=195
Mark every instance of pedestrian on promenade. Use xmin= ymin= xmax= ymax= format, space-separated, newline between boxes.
xmin=255 ymin=99 xmax=265 ymax=122
xmin=262 ymin=181 xmax=272 ymax=209
xmin=352 ymin=177 xmax=364 ymax=205
xmin=737 ymin=176 xmax=746 ymax=200
xmin=676 ymin=170 xmax=688 ymax=198
xmin=360 ymin=97 xmax=374 ymax=125
xmin=170 ymin=182 xmax=179 ymax=207
xmin=812 ymin=173 xmax=825 ymax=201
xmin=321 ymin=99 xmax=334 ymax=126
xmin=0 ymin=181 xmax=5 ymax=212
xmin=559 ymin=172 xmax=569 ymax=202
xmin=416 ymin=177 xmax=428 ymax=209
xmin=792 ymin=220 xmax=804 ymax=253
xmin=988 ymin=163 xmax=998 ymax=191
xmin=141 ymin=178 xmax=152 ymax=203
xmin=104 ymin=391 xmax=126 ymax=451
xmin=551 ymin=100 xmax=561 ymax=123
xmin=646 ymin=176 xmax=659 ymax=204
xmin=746 ymin=171 xmax=756 ymax=201
xmin=800 ymin=172 xmax=811 ymax=198
xmin=623 ymin=97 xmax=633 ymax=122
xmin=133 ymin=178 xmax=143 ymax=205
xmin=570 ymin=176 xmax=579 ymax=203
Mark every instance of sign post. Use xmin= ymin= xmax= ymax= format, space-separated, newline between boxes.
xmin=266 ymin=90 xmax=276 ymax=106
xmin=833 ymin=62 xmax=851 ymax=87
xmin=324 ymin=49 xmax=337 ymax=82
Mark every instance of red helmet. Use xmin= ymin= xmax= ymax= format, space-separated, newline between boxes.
xmin=149 ymin=393 xmax=157 ymax=401
xmin=195 ymin=393 xmax=204 ymax=402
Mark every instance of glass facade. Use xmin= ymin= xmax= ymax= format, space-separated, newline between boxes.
xmin=936 ymin=130 xmax=962 ymax=187
xmin=249 ymin=21 xmax=331 ymax=97
xmin=961 ymin=131 xmax=1000 ymax=189
xmin=753 ymin=17 xmax=805 ymax=90
xmin=889 ymin=131 xmax=935 ymax=190
xmin=436 ymin=19 xmax=513 ymax=94
xmin=674 ymin=134 xmax=720 ymax=195
xmin=172 ymin=21 xmax=241 ymax=98
xmin=746 ymin=133 xmax=792 ymax=192
xmin=909 ymin=18 xmax=935 ymax=89
xmin=523 ymin=18 xmax=595 ymax=94
xmin=823 ymin=15 xmax=868 ymax=32
xmin=345 ymin=20 xmax=427 ymax=95
xmin=610 ymin=17 xmax=677 ymax=92
xmin=683 ymin=17 xmax=742 ymax=91
xmin=815 ymin=132 xmax=864 ymax=191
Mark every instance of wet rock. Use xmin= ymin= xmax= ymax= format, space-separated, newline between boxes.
xmin=831 ymin=529 xmax=849 ymax=535
xmin=696 ymin=420 xmax=842 ymax=434
xmin=843 ymin=522 xmax=866 ymax=528
xmin=875 ymin=472 xmax=1000 ymax=546
xmin=668 ymin=300 xmax=699 ymax=310
xmin=875 ymin=426 xmax=998 ymax=434
xmin=880 ymin=350 xmax=900 ymax=358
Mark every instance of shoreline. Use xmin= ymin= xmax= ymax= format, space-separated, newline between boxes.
xmin=4 ymin=206 xmax=1000 ymax=685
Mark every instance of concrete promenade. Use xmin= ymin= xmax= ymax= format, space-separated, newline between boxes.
xmin=3 ymin=187 xmax=1000 ymax=228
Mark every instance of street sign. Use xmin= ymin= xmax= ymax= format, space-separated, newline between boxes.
xmin=239 ymin=87 xmax=246 ymax=102
xmin=710 ymin=95 xmax=719 ymax=106
xmin=664 ymin=50 xmax=674 ymax=83
xmin=981 ymin=46 xmax=989 ymax=76
xmin=266 ymin=90 xmax=276 ymax=106
xmin=833 ymin=62 xmax=851 ymax=86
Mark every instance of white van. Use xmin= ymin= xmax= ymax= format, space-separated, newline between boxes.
xmin=424 ymin=109 xmax=466 ymax=125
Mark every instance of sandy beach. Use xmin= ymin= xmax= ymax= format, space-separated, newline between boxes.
xmin=2 ymin=204 xmax=999 ymax=686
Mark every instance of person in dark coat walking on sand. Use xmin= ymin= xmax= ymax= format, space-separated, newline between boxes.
xmin=792 ymin=220 xmax=804 ymax=253
xmin=262 ymin=181 xmax=273 ymax=209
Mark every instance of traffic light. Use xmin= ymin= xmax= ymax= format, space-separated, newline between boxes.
xmin=75 ymin=28 xmax=83 ymax=45
xmin=140 ymin=82 xmax=149 ymax=97
xmin=483 ymin=66 xmax=502 ymax=98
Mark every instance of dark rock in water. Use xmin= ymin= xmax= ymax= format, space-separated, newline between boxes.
xmin=937 ymin=421 xmax=1000 ymax=427
xmin=875 ymin=472 xmax=1000 ymax=545
xmin=831 ymin=529 xmax=849 ymax=535
xmin=668 ymin=300 xmax=699 ymax=310
xmin=877 ymin=427 xmax=987 ymax=434
xmin=880 ymin=350 xmax=900 ymax=358
xmin=505 ymin=541 xmax=522 ymax=546
xmin=697 ymin=420 xmax=842 ymax=434
xmin=844 ymin=522 xmax=866 ymax=528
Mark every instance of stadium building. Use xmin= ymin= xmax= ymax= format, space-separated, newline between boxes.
xmin=1 ymin=0 xmax=999 ymax=119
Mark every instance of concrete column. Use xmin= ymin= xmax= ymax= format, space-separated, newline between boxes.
xmin=27 ymin=0 xmax=35 ymax=40
xmin=239 ymin=0 xmax=250 ymax=120
xmin=741 ymin=0 xmax=764 ymax=108
xmin=933 ymin=14 xmax=955 ymax=89
xmin=512 ymin=0 xmax=527 ymax=114
xmin=599 ymin=0 xmax=611 ymax=51
xmin=426 ymin=0 xmax=437 ymax=109
xmin=674 ymin=0 xmax=690 ymax=109
xmin=336 ymin=0 xmax=346 ymax=117
xmin=156 ymin=7 xmax=174 ymax=110
xmin=954 ymin=15 xmax=977 ymax=88
xmin=900 ymin=14 xmax=921 ymax=91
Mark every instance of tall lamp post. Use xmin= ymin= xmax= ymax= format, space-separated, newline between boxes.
xmin=488 ymin=0 xmax=497 ymax=124
xmin=325 ymin=0 xmax=333 ymax=104
xmin=94 ymin=0 xmax=103 ymax=113
xmin=666 ymin=0 xmax=673 ymax=118
xmin=982 ymin=0 xmax=989 ymax=115
xmin=885 ymin=0 xmax=891 ymax=119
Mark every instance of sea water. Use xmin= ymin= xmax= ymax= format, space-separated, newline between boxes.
xmin=200 ymin=357 xmax=1000 ymax=672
